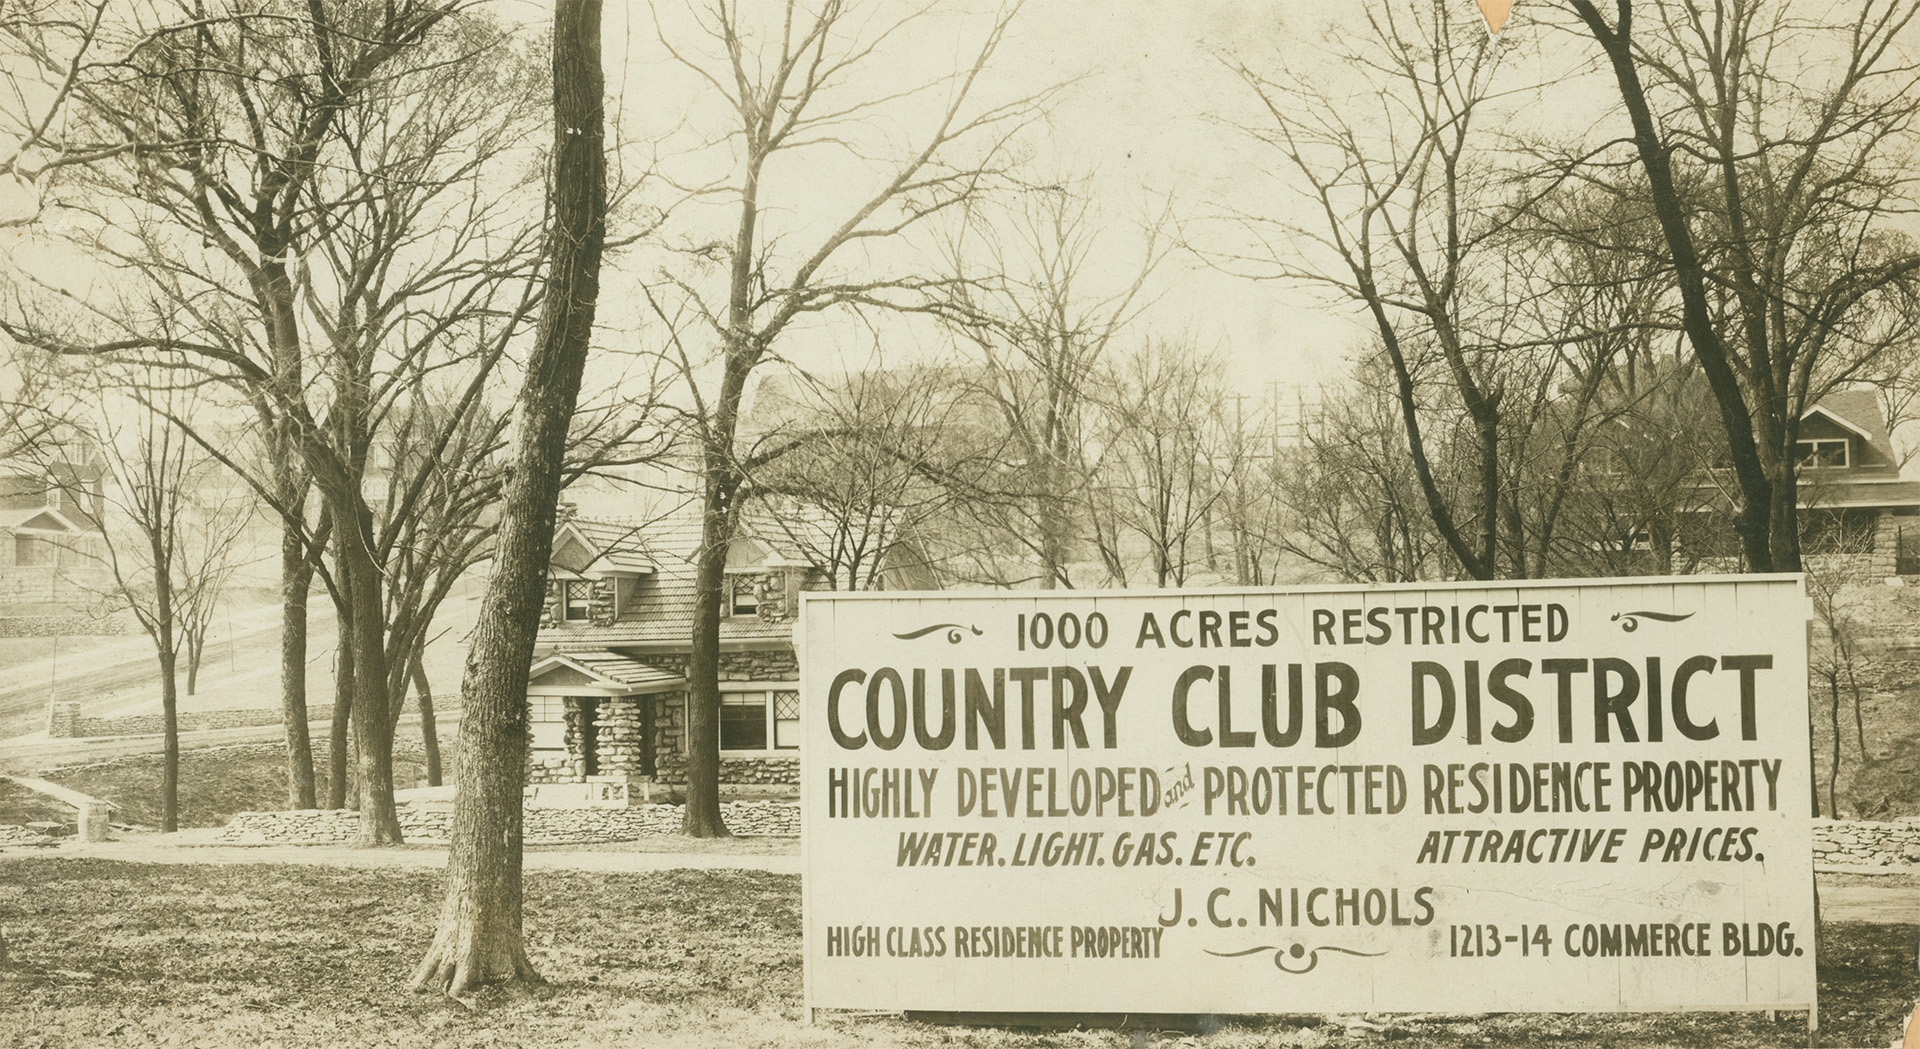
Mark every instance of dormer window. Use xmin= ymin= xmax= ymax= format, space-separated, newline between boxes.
xmin=562 ymin=580 xmax=593 ymax=622
xmin=729 ymin=574 xmax=759 ymax=617
xmin=1795 ymin=438 xmax=1849 ymax=468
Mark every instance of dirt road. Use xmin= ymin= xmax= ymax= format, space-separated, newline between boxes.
xmin=0 ymin=600 xmax=335 ymax=739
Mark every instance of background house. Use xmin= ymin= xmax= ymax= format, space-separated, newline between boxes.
xmin=522 ymin=506 xmax=931 ymax=795
xmin=1791 ymin=390 xmax=1920 ymax=573
xmin=0 ymin=451 xmax=110 ymax=616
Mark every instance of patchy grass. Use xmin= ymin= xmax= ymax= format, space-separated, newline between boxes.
xmin=1814 ymin=669 xmax=1920 ymax=820
xmin=0 ymin=741 xmax=452 ymax=830
xmin=0 ymin=859 xmax=1911 ymax=1049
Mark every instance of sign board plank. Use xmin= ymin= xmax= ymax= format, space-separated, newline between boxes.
xmin=800 ymin=577 xmax=1814 ymax=1015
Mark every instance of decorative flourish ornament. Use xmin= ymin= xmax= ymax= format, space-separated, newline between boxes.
xmin=1206 ymin=942 xmax=1388 ymax=975
xmin=1610 ymin=610 xmax=1696 ymax=632
xmin=892 ymin=622 xmax=984 ymax=644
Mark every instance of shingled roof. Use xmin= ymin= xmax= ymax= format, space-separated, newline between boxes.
xmin=1804 ymin=390 xmax=1900 ymax=473
xmin=542 ymin=511 xmax=819 ymax=648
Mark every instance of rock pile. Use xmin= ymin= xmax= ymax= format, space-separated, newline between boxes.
xmin=0 ymin=824 xmax=55 ymax=846
xmin=216 ymin=798 xmax=800 ymax=845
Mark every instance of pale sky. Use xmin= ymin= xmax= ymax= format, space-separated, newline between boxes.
xmin=592 ymin=0 xmax=1422 ymax=401
xmin=4 ymin=1 xmax=1582 ymax=408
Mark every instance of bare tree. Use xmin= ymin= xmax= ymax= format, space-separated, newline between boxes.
xmin=12 ymin=371 xmax=252 ymax=832
xmin=1210 ymin=390 xmax=1291 ymax=587
xmin=645 ymin=0 xmax=1049 ymax=836
xmin=1565 ymin=0 xmax=1920 ymax=572
xmin=1085 ymin=338 xmax=1234 ymax=587
xmin=1270 ymin=364 xmax=1449 ymax=584
xmin=411 ymin=0 xmax=605 ymax=998
xmin=937 ymin=183 xmax=1164 ymax=590
xmin=1219 ymin=0 xmax=1533 ymax=580
xmin=747 ymin=366 xmax=959 ymax=590
xmin=0 ymin=1 xmax=549 ymax=837
xmin=1807 ymin=570 xmax=1873 ymax=817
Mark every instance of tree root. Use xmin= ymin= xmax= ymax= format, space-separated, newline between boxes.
xmin=410 ymin=935 xmax=543 ymax=999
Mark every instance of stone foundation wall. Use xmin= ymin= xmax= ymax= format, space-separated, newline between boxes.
xmin=527 ymin=753 xmax=572 ymax=785
xmin=215 ymin=798 xmax=799 ymax=845
xmin=717 ymin=756 xmax=799 ymax=785
xmin=1804 ymin=552 xmax=1878 ymax=587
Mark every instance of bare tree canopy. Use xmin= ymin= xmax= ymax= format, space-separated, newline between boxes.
xmin=639 ymin=0 xmax=1055 ymax=836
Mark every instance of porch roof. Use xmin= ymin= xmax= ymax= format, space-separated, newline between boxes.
xmin=527 ymin=651 xmax=685 ymax=695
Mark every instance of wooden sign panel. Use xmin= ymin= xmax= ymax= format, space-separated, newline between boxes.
xmin=800 ymin=577 xmax=1814 ymax=1015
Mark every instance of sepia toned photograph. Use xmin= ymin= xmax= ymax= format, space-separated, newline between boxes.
xmin=2 ymin=1 xmax=1919 ymax=1045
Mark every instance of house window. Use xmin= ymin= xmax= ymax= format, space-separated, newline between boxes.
xmin=563 ymin=580 xmax=593 ymax=622
xmin=772 ymin=691 xmax=801 ymax=749
xmin=720 ymin=692 xmax=768 ymax=750
xmin=1795 ymin=438 xmax=1849 ymax=468
xmin=14 ymin=535 xmax=50 ymax=566
xmin=718 ymin=690 xmax=801 ymax=752
xmin=729 ymin=574 xmax=759 ymax=617
xmin=529 ymin=695 xmax=567 ymax=752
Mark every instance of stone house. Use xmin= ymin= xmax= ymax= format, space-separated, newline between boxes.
xmin=524 ymin=509 xmax=930 ymax=795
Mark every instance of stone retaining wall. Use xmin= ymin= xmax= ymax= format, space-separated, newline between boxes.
xmin=1812 ymin=817 xmax=1920 ymax=867
xmin=215 ymin=799 xmax=799 ymax=845
xmin=47 ymin=702 xmax=297 ymax=738
xmin=47 ymin=705 xmax=459 ymax=739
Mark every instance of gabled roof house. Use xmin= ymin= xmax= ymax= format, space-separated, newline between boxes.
xmin=0 ymin=457 xmax=109 ymax=614
xmin=1789 ymin=391 xmax=1920 ymax=573
xmin=523 ymin=506 xmax=930 ymax=795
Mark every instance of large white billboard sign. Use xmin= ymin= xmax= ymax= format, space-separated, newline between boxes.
xmin=800 ymin=578 xmax=1814 ymax=1015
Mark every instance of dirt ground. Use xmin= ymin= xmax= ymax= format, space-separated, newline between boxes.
xmin=1 ymin=858 xmax=1913 ymax=1049
xmin=0 ymin=742 xmax=452 ymax=831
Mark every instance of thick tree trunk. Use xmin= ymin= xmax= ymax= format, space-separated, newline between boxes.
xmin=683 ymin=468 xmax=734 ymax=837
xmin=1769 ymin=450 xmax=1804 ymax=572
xmin=329 ymin=637 xmax=353 ymax=809
xmin=412 ymin=0 xmax=604 ymax=996
xmin=148 ymin=522 xmax=180 ymax=833
xmin=282 ymin=530 xmax=318 ymax=809
xmin=412 ymin=651 xmax=442 ymax=787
